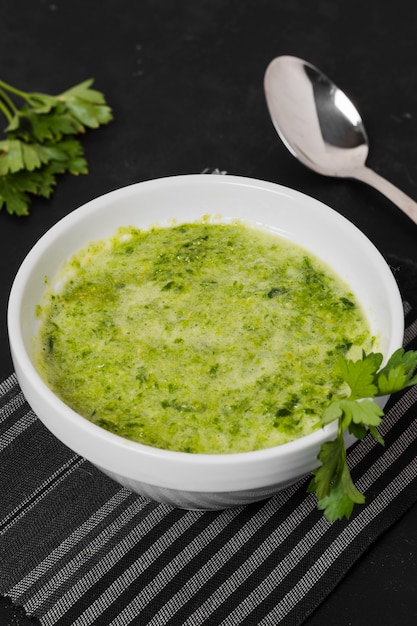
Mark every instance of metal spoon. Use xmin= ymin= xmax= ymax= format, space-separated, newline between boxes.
xmin=264 ymin=55 xmax=417 ymax=225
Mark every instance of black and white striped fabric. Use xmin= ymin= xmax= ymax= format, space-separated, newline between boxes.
xmin=1 ymin=271 xmax=417 ymax=625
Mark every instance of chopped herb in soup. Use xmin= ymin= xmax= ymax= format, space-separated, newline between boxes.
xmin=35 ymin=221 xmax=374 ymax=454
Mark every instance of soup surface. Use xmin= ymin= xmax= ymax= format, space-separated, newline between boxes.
xmin=35 ymin=221 xmax=374 ymax=453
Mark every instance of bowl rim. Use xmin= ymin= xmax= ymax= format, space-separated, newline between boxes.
xmin=7 ymin=174 xmax=405 ymax=470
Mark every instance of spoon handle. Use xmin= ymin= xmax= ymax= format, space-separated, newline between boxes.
xmin=351 ymin=166 xmax=417 ymax=225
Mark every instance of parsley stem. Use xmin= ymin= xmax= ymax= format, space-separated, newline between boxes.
xmin=0 ymin=79 xmax=32 ymax=104
xmin=0 ymin=92 xmax=13 ymax=124
xmin=0 ymin=87 xmax=18 ymax=112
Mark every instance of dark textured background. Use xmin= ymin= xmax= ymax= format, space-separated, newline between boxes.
xmin=1 ymin=1 xmax=417 ymax=624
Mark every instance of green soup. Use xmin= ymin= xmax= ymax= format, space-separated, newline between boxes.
xmin=35 ymin=221 xmax=374 ymax=454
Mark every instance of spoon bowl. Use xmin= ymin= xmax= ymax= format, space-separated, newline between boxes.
xmin=264 ymin=55 xmax=417 ymax=224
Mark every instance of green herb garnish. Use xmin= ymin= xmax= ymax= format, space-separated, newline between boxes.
xmin=308 ymin=348 xmax=417 ymax=522
xmin=0 ymin=78 xmax=112 ymax=215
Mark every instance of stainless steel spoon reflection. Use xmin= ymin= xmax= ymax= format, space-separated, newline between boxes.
xmin=264 ymin=55 xmax=417 ymax=225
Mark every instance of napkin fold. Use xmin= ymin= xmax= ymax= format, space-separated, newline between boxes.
xmin=1 ymin=256 xmax=417 ymax=626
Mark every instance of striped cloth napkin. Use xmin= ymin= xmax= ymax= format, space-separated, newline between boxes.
xmin=1 ymin=258 xmax=417 ymax=626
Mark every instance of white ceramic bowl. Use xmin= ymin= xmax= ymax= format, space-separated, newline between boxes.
xmin=8 ymin=175 xmax=404 ymax=509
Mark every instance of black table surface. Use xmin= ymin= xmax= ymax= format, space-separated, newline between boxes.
xmin=1 ymin=1 xmax=417 ymax=624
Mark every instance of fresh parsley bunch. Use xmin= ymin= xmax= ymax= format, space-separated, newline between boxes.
xmin=0 ymin=78 xmax=112 ymax=215
xmin=308 ymin=348 xmax=417 ymax=522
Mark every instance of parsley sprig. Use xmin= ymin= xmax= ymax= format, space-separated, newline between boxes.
xmin=0 ymin=78 xmax=112 ymax=215
xmin=308 ymin=348 xmax=417 ymax=522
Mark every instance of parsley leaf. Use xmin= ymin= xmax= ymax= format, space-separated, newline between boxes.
xmin=309 ymin=348 xmax=417 ymax=522
xmin=0 ymin=78 xmax=112 ymax=215
xmin=58 ymin=79 xmax=113 ymax=128
xmin=6 ymin=103 xmax=85 ymax=142
xmin=316 ymin=462 xmax=366 ymax=522
xmin=0 ymin=139 xmax=52 ymax=174
xmin=377 ymin=348 xmax=417 ymax=394
xmin=336 ymin=352 xmax=381 ymax=400
xmin=307 ymin=433 xmax=365 ymax=522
